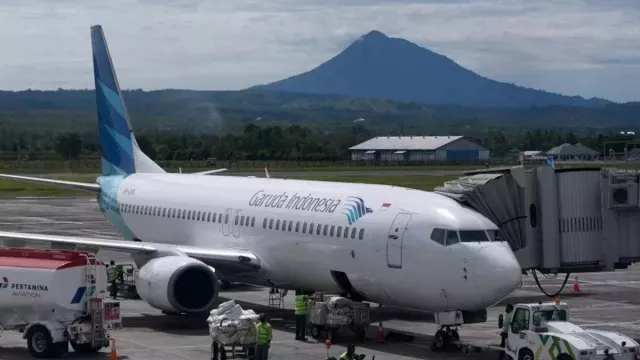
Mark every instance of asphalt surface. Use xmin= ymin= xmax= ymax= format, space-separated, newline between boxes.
xmin=1 ymin=198 xmax=640 ymax=360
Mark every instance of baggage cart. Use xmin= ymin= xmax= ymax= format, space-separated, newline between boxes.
xmin=307 ymin=294 xmax=370 ymax=342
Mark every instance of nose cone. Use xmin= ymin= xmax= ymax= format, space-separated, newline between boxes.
xmin=475 ymin=243 xmax=521 ymax=307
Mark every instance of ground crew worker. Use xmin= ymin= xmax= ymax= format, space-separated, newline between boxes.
xmin=499 ymin=304 xmax=514 ymax=360
xmin=254 ymin=313 xmax=272 ymax=360
xmin=107 ymin=260 xmax=119 ymax=299
xmin=294 ymin=290 xmax=308 ymax=341
xmin=340 ymin=344 xmax=366 ymax=360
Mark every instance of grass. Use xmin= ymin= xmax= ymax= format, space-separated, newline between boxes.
xmin=0 ymin=173 xmax=458 ymax=198
xmin=0 ymin=159 xmax=637 ymax=197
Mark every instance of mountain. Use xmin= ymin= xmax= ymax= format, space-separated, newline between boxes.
xmin=256 ymin=30 xmax=611 ymax=108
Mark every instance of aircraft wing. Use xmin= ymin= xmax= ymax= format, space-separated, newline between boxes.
xmin=0 ymin=174 xmax=100 ymax=193
xmin=0 ymin=231 xmax=262 ymax=277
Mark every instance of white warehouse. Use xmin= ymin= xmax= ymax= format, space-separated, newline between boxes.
xmin=349 ymin=136 xmax=490 ymax=162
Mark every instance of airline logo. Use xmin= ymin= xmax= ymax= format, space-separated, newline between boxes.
xmin=343 ymin=197 xmax=373 ymax=225
xmin=1 ymin=277 xmax=8 ymax=290
xmin=249 ymin=190 xmax=342 ymax=214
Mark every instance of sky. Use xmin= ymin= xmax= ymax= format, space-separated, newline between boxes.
xmin=0 ymin=0 xmax=639 ymax=103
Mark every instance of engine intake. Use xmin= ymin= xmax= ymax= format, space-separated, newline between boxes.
xmin=136 ymin=256 xmax=219 ymax=314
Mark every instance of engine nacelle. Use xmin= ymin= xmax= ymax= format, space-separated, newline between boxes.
xmin=136 ymin=256 xmax=219 ymax=314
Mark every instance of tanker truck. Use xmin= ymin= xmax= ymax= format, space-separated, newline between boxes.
xmin=0 ymin=248 xmax=122 ymax=358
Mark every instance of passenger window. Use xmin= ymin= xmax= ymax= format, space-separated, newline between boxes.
xmin=251 ymin=217 xmax=256 ymax=227
xmin=197 ymin=211 xmax=201 ymax=221
xmin=330 ymin=225 xmax=335 ymax=237
xmin=235 ymin=216 xmax=239 ymax=226
xmin=177 ymin=209 xmax=182 ymax=218
xmin=187 ymin=210 xmax=191 ymax=220
xmin=269 ymin=219 xmax=274 ymax=229
xmin=263 ymin=218 xmax=268 ymax=228
xmin=218 ymin=213 xmax=222 ymax=223
xmin=172 ymin=209 xmax=176 ymax=218
xmin=162 ymin=208 xmax=167 ymax=217
xmin=276 ymin=220 xmax=280 ymax=230
xmin=511 ymin=308 xmax=530 ymax=334
xmin=344 ymin=227 xmax=349 ymax=238
xmin=358 ymin=228 xmax=364 ymax=240
xmin=430 ymin=228 xmax=446 ymax=246
xmin=295 ymin=221 xmax=300 ymax=232
xmin=303 ymin=222 xmax=308 ymax=233
xmin=446 ymin=230 xmax=460 ymax=245
xmin=288 ymin=221 xmax=293 ymax=232
xmin=323 ymin=225 xmax=328 ymax=236
xmin=207 ymin=212 xmax=212 ymax=222
xmin=309 ymin=223 xmax=314 ymax=234
xmin=316 ymin=225 xmax=322 ymax=235
xmin=282 ymin=220 xmax=287 ymax=231
xmin=337 ymin=226 xmax=342 ymax=237
xmin=224 ymin=214 xmax=229 ymax=224
xmin=351 ymin=228 xmax=357 ymax=239
xmin=241 ymin=216 xmax=245 ymax=226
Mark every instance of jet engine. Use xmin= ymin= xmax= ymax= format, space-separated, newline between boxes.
xmin=135 ymin=256 xmax=219 ymax=314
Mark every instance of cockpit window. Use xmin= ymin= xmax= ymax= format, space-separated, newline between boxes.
xmin=446 ymin=230 xmax=460 ymax=245
xmin=459 ymin=230 xmax=491 ymax=243
xmin=430 ymin=228 xmax=446 ymax=245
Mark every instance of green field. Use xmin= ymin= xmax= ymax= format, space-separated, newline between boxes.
xmin=0 ymin=173 xmax=460 ymax=198
xmin=0 ymin=160 xmax=638 ymax=198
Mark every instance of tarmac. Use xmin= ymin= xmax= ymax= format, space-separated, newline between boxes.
xmin=1 ymin=197 xmax=640 ymax=360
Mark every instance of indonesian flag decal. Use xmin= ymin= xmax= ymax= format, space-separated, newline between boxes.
xmin=380 ymin=202 xmax=392 ymax=210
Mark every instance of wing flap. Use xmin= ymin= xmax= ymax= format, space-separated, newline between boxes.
xmin=0 ymin=174 xmax=100 ymax=193
xmin=0 ymin=231 xmax=261 ymax=270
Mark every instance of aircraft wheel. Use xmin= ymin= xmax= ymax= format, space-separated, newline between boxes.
xmin=310 ymin=325 xmax=321 ymax=339
xmin=431 ymin=330 xmax=448 ymax=351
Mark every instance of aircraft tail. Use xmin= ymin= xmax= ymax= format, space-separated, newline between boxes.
xmin=91 ymin=25 xmax=165 ymax=176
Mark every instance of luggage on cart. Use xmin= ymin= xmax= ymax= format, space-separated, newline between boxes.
xmin=307 ymin=294 xmax=370 ymax=342
xmin=207 ymin=300 xmax=258 ymax=360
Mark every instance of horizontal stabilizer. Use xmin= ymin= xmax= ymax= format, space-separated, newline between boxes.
xmin=0 ymin=174 xmax=100 ymax=193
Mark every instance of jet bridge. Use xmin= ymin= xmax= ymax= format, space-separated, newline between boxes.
xmin=434 ymin=166 xmax=640 ymax=296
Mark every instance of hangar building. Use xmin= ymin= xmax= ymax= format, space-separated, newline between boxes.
xmin=349 ymin=135 xmax=490 ymax=162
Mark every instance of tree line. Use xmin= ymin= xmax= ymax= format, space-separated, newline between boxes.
xmin=0 ymin=124 xmax=637 ymax=162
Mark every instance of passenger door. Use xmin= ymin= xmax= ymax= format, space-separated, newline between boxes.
xmin=232 ymin=209 xmax=242 ymax=238
xmin=387 ymin=213 xmax=412 ymax=269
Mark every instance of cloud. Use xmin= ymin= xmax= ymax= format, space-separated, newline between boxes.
xmin=0 ymin=0 xmax=639 ymax=102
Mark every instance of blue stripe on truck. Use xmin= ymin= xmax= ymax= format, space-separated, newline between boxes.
xmin=71 ymin=287 xmax=86 ymax=304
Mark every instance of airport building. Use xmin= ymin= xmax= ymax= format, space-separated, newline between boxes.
xmin=546 ymin=143 xmax=600 ymax=161
xmin=349 ymin=135 xmax=490 ymax=162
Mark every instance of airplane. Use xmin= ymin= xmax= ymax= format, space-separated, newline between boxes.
xmin=0 ymin=25 xmax=522 ymax=349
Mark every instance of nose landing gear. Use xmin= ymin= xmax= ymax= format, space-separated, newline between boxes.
xmin=431 ymin=326 xmax=460 ymax=351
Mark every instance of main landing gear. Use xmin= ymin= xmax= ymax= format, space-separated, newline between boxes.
xmin=431 ymin=326 xmax=460 ymax=351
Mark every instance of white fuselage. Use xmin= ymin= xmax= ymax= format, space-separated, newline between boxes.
xmin=100 ymin=173 xmax=522 ymax=313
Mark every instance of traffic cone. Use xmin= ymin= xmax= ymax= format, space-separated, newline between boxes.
xmin=376 ymin=321 xmax=385 ymax=343
xmin=573 ymin=276 xmax=580 ymax=292
xmin=110 ymin=338 xmax=117 ymax=360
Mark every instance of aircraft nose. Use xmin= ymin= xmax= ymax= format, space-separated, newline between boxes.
xmin=475 ymin=243 xmax=521 ymax=306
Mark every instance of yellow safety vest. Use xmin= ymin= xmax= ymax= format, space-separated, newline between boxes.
xmin=294 ymin=295 xmax=308 ymax=315
xmin=255 ymin=322 xmax=272 ymax=345
xmin=340 ymin=352 xmax=355 ymax=360
xmin=107 ymin=265 xmax=119 ymax=282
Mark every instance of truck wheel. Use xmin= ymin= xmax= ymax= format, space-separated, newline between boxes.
xmin=557 ymin=355 xmax=572 ymax=360
xmin=519 ymin=348 xmax=534 ymax=360
xmin=26 ymin=325 xmax=54 ymax=358
xmin=310 ymin=326 xmax=321 ymax=339
xmin=431 ymin=330 xmax=447 ymax=351
xmin=70 ymin=341 xmax=101 ymax=353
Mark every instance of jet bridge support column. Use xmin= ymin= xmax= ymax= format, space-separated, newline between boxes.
xmin=536 ymin=167 xmax=561 ymax=272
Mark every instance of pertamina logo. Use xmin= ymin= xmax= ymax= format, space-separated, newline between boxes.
xmin=343 ymin=197 xmax=373 ymax=225
xmin=0 ymin=277 xmax=8 ymax=290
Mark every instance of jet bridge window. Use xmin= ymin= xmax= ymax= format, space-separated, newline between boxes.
xmin=458 ymin=230 xmax=491 ymax=243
